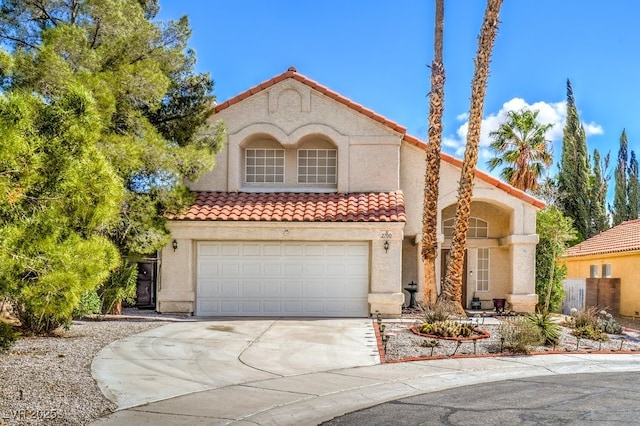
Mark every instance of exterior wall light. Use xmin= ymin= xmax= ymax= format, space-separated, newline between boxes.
xmin=172 ymin=239 xmax=178 ymax=252
xmin=383 ymin=240 xmax=389 ymax=253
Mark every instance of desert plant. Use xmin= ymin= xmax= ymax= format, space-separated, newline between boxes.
xmin=421 ymin=320 xmax=474 ymax=338
xmin=570 ymin=306 xmax=600 ymax=329
xmin=72 ymin=290 xmax=102 ymax=319
xmin=528 ymin=313 xmax=561 ymax=346
xmin=498 ymin=317 xmax=544 ymax=354
xmin=0 ymin=321 xmax=19 ymax=353
xmin=100 ymin=262 xmax=138 ymax=314
xmin=423 ymin=304 xmax=454 ymax=324
xmin=598 ymin=311 xmax=623 ymax=335
xmin=571 ymin=324 xmax=608 ymax=342
xmin=568 ymin=307 xmax=622 ymax=337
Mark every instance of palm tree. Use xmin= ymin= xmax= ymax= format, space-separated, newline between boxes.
xmin=439 ymin=0 xmax=503 ymax=314
xmin=487 ymin=109 xmax=553 ymax=192
xmin=421 ymin=0 xmax=445 ymax=307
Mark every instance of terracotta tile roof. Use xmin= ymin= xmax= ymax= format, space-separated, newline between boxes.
xmin=564 ymin=219 xmax=640 ymax=257
xmin=170 ymin=191 xmax=407 ymax=222
xmin=213 ymin=67 xmax=545 ymax=210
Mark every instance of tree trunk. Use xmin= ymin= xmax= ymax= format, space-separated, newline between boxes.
xmin=440 ymin=0 xmax=503 ymax=315
xmin=421 ymin=0 xmax=445 ymax=307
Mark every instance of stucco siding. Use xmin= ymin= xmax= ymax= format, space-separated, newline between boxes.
xmin=564 ymin=251 xmax=640 ymax=316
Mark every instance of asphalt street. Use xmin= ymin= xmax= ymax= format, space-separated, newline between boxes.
xmin=322 ymin=371 xmax=640 ymax=425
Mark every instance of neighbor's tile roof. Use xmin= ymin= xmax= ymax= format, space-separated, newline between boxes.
xmin=214 ymin=67 xmax=545 ymax=209
xmin=171 ymin=191 xmax=406 ymax=222
xmin=564 ymin=218 xmax=640 ymax=257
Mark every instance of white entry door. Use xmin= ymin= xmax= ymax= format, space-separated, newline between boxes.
xmin=196 ymin=241 xmax=369 ymax=317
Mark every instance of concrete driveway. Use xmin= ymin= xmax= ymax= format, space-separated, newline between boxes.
xmin=92 ymin=319 xmax=380 ymax=409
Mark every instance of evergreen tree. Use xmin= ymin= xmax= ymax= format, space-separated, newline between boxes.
xmin=0 ymin=0 xmax=224 ymax=255
xmin=612 ymin=129 xmax=629 ymax=225
xmin=628 ymin=151 xmax=639 ymax=220
xmin=0 ymin=88 xmax=122 ymax=333
xmin=589 ymin=149 xmax=610 ymax=236
xmin=535 ymin=207 xmax=576 ymax=313
xmin=557 ymin=80 xmax=590 ymax=242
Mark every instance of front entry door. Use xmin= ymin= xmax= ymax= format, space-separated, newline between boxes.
xmin=440 ymin=249 xmax=468 ymax=308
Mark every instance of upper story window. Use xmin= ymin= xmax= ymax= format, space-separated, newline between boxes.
xmin=245 ymin=148 xmax=285 ymax=183
xmin=297 ymin=149 xmax=337 ymax=184
xmin=442 ymin=217 xmax=488 ymax=238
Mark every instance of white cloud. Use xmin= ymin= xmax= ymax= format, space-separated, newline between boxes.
xmin=443 ymin=98 xmax=604 ymax=167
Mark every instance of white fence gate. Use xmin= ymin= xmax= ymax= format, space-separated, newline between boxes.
xmin=562 ymin=278 xmax=586 ymax=314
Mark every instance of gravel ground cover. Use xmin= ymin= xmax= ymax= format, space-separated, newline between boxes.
xmin=0 ymin=312 xmax=177 ymax=426
xmin=382 ymin=311 xmax=640 ymax=362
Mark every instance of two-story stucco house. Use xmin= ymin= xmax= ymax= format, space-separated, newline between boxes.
xmin=157 ymin=68 xmax=542 ymax=317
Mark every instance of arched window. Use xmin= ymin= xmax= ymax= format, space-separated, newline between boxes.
xmin=442 ymin=217 xmax=488 ymax=238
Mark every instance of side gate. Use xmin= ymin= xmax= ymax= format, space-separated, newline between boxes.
xmin=562 ymin=278 xmax=586 ymax=315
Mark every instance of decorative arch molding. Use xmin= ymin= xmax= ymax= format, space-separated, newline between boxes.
xmin=228 ymin=122 xmax=350 ymax=192
xmin=268 ymin=80 xmax=311 ymax=114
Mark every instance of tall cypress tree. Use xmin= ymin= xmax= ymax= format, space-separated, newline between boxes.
xmin=589 ymin=149 xmax=610 ymax=236
xmin=628 ymin=151 xmax=639 ymax=220
xmin=557 ymin=80 xmax=590 ymax=242
xmin=612 ymin=129 xmax=629 ymax=225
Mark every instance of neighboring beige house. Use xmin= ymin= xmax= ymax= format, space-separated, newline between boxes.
xmin=563 ymin=219 xmax=640 ymax=317
xmin=158 ymin=68 xmax=543 ymax=317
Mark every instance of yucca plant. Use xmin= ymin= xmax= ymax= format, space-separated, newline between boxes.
xmin=528 ymin=313 xmax=560 ymax=346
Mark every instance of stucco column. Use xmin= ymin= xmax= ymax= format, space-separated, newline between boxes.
xmin=368 ymin=233 xmax=404 ymax=317
xmin=157 ymin=239 xmax=195 ymax=314
xmin=502 ymin=234 xmax=539 ymax=313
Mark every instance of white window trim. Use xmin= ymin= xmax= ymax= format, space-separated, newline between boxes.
xmin=476 ymin=247 xmax=490 ymax=292
xmin=297 ymin=148 xmax=337 ymax=185
xmin=442 ymin=217 xmax=488 ymax=239
xmin=244 ymin=148 xmax=285 ymax=184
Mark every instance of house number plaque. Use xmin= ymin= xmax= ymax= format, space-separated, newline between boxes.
xmin=380 ymin=231 xmax=393 ymax=239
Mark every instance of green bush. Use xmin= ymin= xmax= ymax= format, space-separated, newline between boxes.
xmin=498 ymin=317 xmax=544 ymax=354
xmin=528 ymin=313 xmax=561 ymax=346
xmin=72 ymin=289 xmax=102 ymax=318
xmin=568 ymin=307 xmax=622 ymax=338
xmin=572 ymin=324 xmax=608 ymax=342
xmin=0 ymin=321 xmax=19 ymax=353
xmin=100 ymin=262 xmax=138 ymax=314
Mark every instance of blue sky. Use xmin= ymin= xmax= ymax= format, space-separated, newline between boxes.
xmin=158 ymin=0 xmax=639 ymax=184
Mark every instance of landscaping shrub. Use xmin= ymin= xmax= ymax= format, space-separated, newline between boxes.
xmin=100 ymin=262 xmax=138 ymax=314
xmin=567 ymin=307 xmax=622 ymax=340
xmin=72 ymin=289 xmax=102 ymax=318
xmin=571 ymin=324 xmax=608 ymax=342
xmin=0 ymin=321 xmax=19 ymax=353
xmin=423 ymin=303 xmax=455 ymax=324
xmin=498 ymin=317 xmax=544 ymax=354
xmin=528 ymin=313 xmax=561 ymax=346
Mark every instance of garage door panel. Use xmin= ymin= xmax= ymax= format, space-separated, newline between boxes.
xmin=263 ymin=281 xmax=282 ymax=296
xmin=283 ymin=300 xmax=303 ymax=313
xmin=221 ymin=263 xmax=241 ymax=276
xmin=284 ymin=281 xmax=303 ymax=296
xmin=197 ymin=241 xmax=369 ymax=317
xmin=199 ymin=280 xmax=220 ymax=297
xmin=241 ymin=281 xmax=260 ymax=296
xmin=221 ymin=244 xmax=241 ymax=256
xmin=243 ymin=263 xmax=262 ymax=276
xmin=220 ymin=281 xmax=241 ymax=296
xmin=284 ymin=264 xmax=304 ymax=276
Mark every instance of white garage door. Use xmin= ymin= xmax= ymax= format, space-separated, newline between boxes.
xmin=196 ymin=241 xmax=369 ymax=317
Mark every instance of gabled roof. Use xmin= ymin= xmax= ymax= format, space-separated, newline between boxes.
xmin=213 ymin=67 xmax=545 ymax=210
xmin=170 ymin=191 xmax=406 ymax=222
xmin=564 ymin=219 xmax=640 ymax=258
